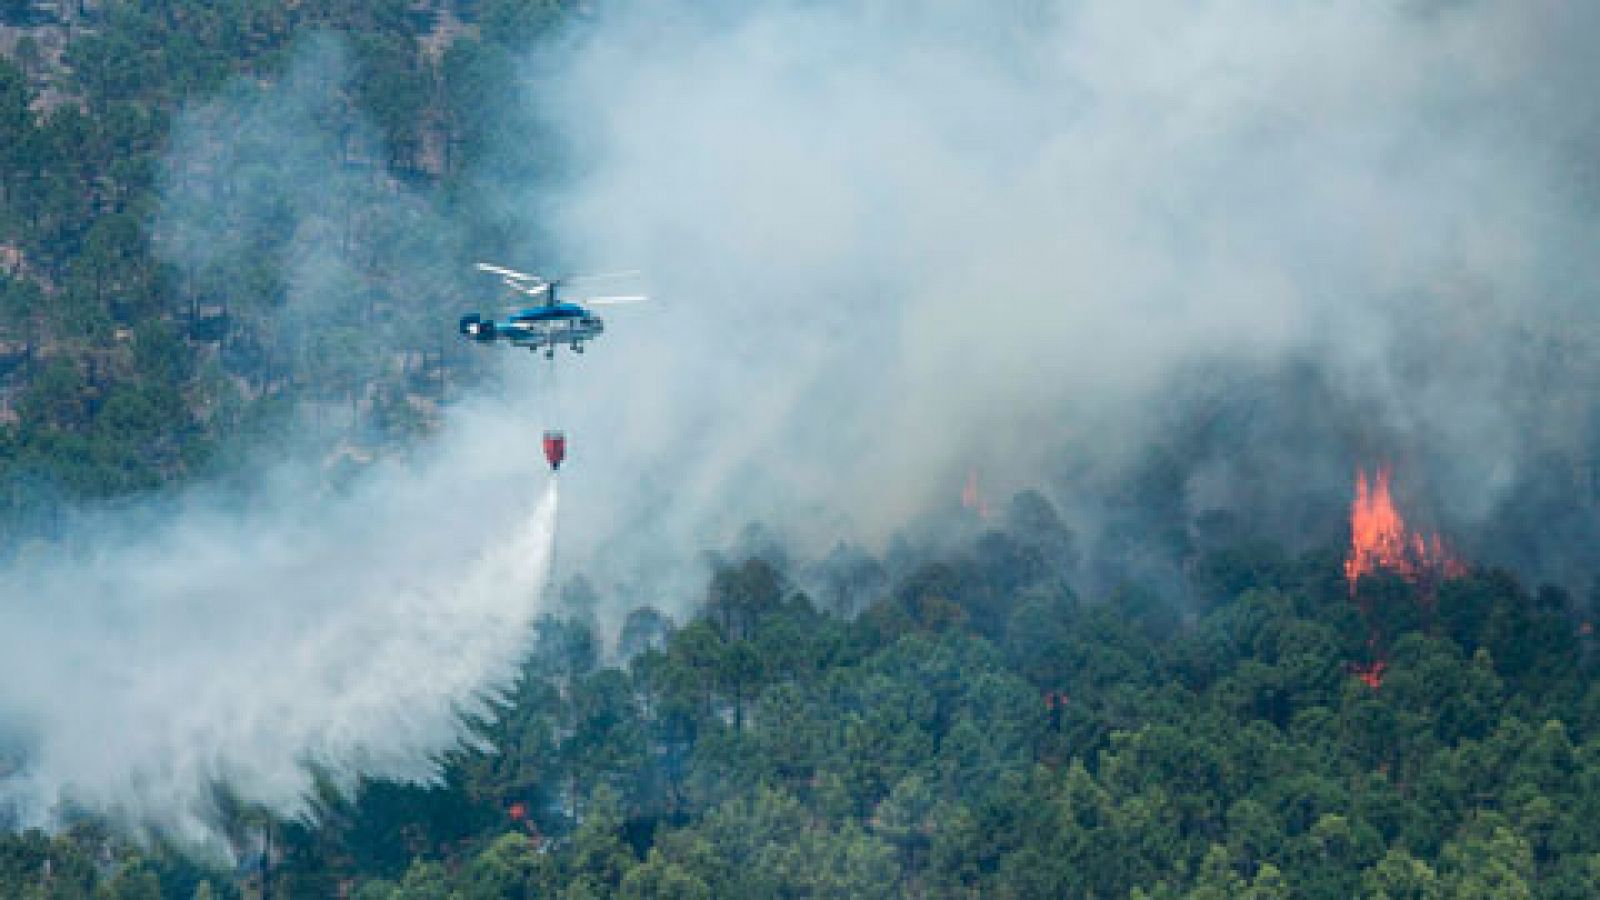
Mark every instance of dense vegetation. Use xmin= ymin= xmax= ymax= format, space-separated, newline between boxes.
xmin=0 ymin=0 xmax=561 ymax=524
xmin=4 ymin=2 xmax=1600 ymax=898
xmin=5 ymin=499 xmax=1600 ymax=898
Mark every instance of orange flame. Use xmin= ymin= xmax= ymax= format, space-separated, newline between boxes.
xmin=962 ymin=468 xmax=991 ymax=520
xmin=1349 ymin=659 xmax=1387 ymax=689
xmin=1343 ymin=466 xmax=1465 ymax=595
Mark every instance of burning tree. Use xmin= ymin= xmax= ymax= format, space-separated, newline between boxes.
xmin=1344 ymin=467 xmax=1467 ymax=597
xmin=1342 ymin=466 xmax=1468 ymax=687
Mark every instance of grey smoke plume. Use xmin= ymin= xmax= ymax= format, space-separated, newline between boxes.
xmin=519 ymin=0 xmax=1600 ymax=591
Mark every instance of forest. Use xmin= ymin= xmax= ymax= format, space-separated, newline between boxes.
xmin=3 ymin=1 xmax=1600 ymax=898
xmin=7 ymin=496 xmax=1600 ymax=898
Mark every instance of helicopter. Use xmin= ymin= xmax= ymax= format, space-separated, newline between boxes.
xmin=458 ymin=262 xmax=644 ymax=359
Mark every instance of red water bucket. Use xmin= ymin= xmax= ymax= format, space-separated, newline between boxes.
xmin=543 ymin=430 xmax=567 ymax=471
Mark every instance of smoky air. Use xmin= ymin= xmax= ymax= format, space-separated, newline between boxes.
xmin=3 ymin=0 xmax=1599 ymax=853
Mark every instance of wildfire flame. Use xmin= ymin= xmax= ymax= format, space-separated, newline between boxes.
xmin=962 ymin=468 xmax=991 ymax=520
xmin=1341 ymin=467 xmax=1467 ymax=690
xmin=1349 ymin=659 xmax=1387 ymax=690
xmin=1343 ymin=466 xmax=1465 ymax=596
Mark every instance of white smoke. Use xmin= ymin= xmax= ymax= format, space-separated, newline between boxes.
xmin=516 ymin=0 xmax=1600 ymax=588
xmin=0 ymin=406 xmax=557 ymax=848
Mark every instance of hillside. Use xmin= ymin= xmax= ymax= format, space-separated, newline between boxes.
xmin=4 ymin=2 xmax=1600 ymax=899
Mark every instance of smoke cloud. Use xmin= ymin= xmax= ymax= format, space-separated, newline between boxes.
xmin=0 ymin=409 xmax=557 ymax=847
xmin=524 ymin=0 xmax=1600 ymax=590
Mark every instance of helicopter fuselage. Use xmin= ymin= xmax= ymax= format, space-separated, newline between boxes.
xmin=459 ymin=303 xmax=605 ymax=355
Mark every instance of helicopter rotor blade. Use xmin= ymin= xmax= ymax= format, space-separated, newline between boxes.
xmin=555 ymin=270 xmax=641 ymax=284
xmin=475 ymin=262 xmax=545 ymax=284
xmin=582 ymin=295 xmax=649 ymax=306
xmin=504 ymin=281 xmax=551 ymax=298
